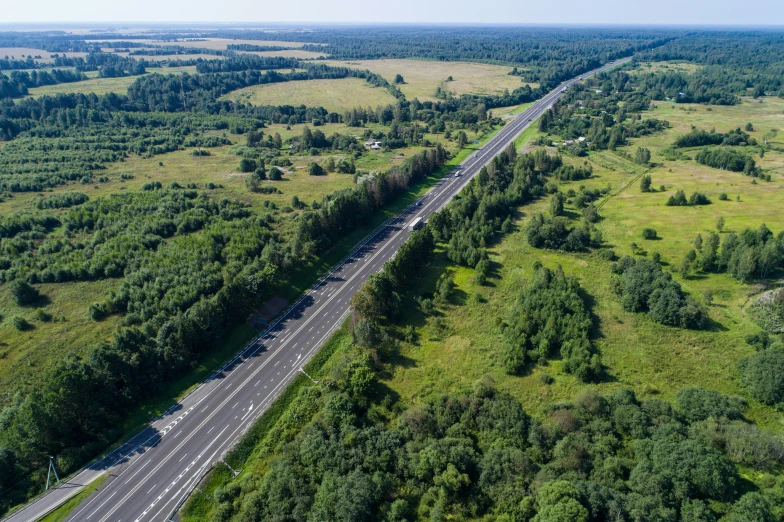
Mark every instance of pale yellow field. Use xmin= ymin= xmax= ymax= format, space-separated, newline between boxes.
xmin=90 ymin=38 xmax=310 ymax=50
xmin=221 ymin=77 xmax=398 ymax=113
xmin=0 ymin=47 xmax=89 ymax=63
xmin=324 ymin=58 xmax=535 ymax=101
xmin=247 ymin=50 xmax=326 ymax=59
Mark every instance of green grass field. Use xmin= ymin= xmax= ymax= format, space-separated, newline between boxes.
xmin=324 ymin=58 xmax=536 ymax=101
xmin=382 ymin=95 xmax=784 ymax=435
xmin=221 ymin=77 xmax=398 ymax=112
xmin=25 ymin=66 xmax=197 ymax=97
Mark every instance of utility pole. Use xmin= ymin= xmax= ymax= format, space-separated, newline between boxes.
xmin=45 ymin=456 xmax=60 ymax=490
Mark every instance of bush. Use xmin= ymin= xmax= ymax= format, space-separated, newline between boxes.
xmin=639 ymin=174 xmax=652 ymax=192
xmin=612 ymin=257 xmax=708 ymax=329
xmin=239 ymin=158 xmax=257 ymax=173
xmin=666 ymin=189 xmax=688 ymax=206
xmin=307 ymin=162 xmax=325 ymax=176
xmin=719 ymin=192 xmax=729 ymax=201
xmin=738 ymin=349 xmax=784 ymax=406
xmin=641 ymin=228 xmax=657 ymax=240
xmin=598 ymin=249 xmax=616 ymax=261
xmin=8 ymin=280 xmax=40 ymax=306
xmin=503 ymin=266 xmax=600 ymax=380
xmin=675 ymin=387 xmax=744 ymax=422
xmin=11 ymin=316 xmax=32 ymax=331
xmin=33 ymin=308 xmax=52 ymax=322
xmin=268 ymin=167 xmax=283 ymax=180
xmin=689 ymin=192 xmax=711 ymax=205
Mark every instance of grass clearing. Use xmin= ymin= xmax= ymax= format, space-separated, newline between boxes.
xmin=221 ymin=77 xmax=398 ymax=112
xmin=323 ymin=58 xmax=536 ymax=101
xmin=0 ymin=279 xmax=121 ymax=405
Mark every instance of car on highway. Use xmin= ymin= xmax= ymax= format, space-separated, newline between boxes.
xmin=415 ymin=199 xmax=423 ymax=206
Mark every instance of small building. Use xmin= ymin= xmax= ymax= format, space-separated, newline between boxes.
xmin=577 ymin=136 xmax=586 ymax=143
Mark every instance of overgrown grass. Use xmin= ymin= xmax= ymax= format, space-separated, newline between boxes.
xmin=384 ymin=95 xmax=784 ymax=432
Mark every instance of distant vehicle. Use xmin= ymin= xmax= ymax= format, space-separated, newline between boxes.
xmin=408 ymin=217 xmax=423 ymax=231
xmin=415 ymin=199 xmax=423 ymax=206
xmin=455 ymin=172 xmax=461 ymax=177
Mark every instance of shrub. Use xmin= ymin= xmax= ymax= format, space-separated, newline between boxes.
xmin=307 ymin=162 xmax=325 ymax=176
xmin=675 ymin=387 xmax=744 ymax=422
xmin=689 ymin=192 xmax=711 ymax=205
xmin=641 ymin=228 xmax=657 ymax=240
xmin=719 ymin=192 xmax=729 ymax=201
xmin=239 ymin=158 xmax=257 ymax=173
xmin=666 ymin=190 xmax=688 ymax=206
xmin=9 ymin=280 xmax=40 ymax=306
xmin=639 ymin=174 xmax=652 ymax=192
xmin=738 ymin=349 xmax=784 ymax=406
xmin=598 ymin=249 xmax=616 ymax=261
xmin=612 ymin=257 xmax=708 ymax=329
xmin=503 ymin=266 xmax=600 ymax=380
xmin=268 ymin=167 xmax=283 ymax=181
xmin=12 ymin=316 xmax=32 ymax=331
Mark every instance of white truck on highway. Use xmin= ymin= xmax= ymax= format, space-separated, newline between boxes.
xmin=408 ymin=217 xmax=423 ymax=231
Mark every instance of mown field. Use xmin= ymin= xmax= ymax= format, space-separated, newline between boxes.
xmin=221 ymin=77 xmax=400 ymax=112
xmin=324 ymin=58 xmax=535 ymax=101
xmin=385 ymin=95 xmax=784 ymax=434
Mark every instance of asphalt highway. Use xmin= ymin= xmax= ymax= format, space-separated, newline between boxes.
xmin=2 ymin=57 xmax=629 ymax=522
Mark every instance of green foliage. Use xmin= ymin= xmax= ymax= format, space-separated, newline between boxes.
xmin=307 ymin=162 xmax=325 ymax=176
xmin=640 ymin=174 xmax=652 ymax=192
xmin=695 ymin=148 xmax=762 ymax=177
xmin=634 ymin=146 xmax=651 ymax=165
xmin=239 ymin=157 xmax=257 ymax=173
xmin=738 ymin=349 xmax=784 ymax=406
xmin=8 ymin=280 xmax=40 ymax=306
xmin=674 ymin=127 xmax=755 ymax=148
xmin=674 ymin=387 xmax=744 ymax=423
xmin=11 ymin=316 xmax=32 ymax=331
xmin=526 ymin=213 xmax=600 ymax=252
xmin=666 ymin=189 xmax=710 ymax=206
xmin=502 ymin=266 xmax=601 ymax=380
xmin=611 ymin=256 xmax=708 ymax=329
xmin=692 ymin=224 xmax=783 ymax=283
xmin=642 ymin=228 xmax=658 ymax=240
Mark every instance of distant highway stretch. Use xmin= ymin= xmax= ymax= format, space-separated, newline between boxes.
xmin=3 ymin=57 xmax=629 ymax=522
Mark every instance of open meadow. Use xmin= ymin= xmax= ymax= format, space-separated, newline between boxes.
xmin=324 ymin=58 xmax=535 ymax=100
xmin=220 ymin=76 xmax=399 ymax=112
xmin=383 ymin=95 xmax=784 ymax=436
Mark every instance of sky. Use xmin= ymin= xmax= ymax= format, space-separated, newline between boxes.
xmin=2 ymin=0 xmax=783 ymax=26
